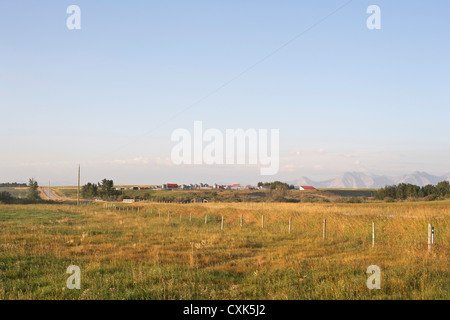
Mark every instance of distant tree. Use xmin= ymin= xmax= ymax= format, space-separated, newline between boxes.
xmin=405 ymin=184 xmax=420 ymax=198
xmin=27 ymin=178 xmax=41 ymax=200
xmin=259 ymin=181 xmax=290 ymax=190
xmin=376 ymin=181 xmax=444 ymax=201
xmin=436 ymin=180 xmax=450 ymax=197
xmin=98 ymin=179 xmax=118 ymax=199
xmin=0 ymin=191 xmax=13 ymax=203
xmin=81 ymin=182 xmax=98 ymax=199
xmin=421 ymin=184 xmax=438 ymax=197
xmin=395 ymin=183 xmax=407 ymax=200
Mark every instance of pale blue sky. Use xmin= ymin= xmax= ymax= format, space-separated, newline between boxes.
xmin=1 ymin=1 xmax=449 ymax=185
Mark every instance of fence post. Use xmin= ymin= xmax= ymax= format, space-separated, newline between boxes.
xmin=205 ymin=215 xmax=207 ymax=225
xmin=221 ymin=216 xmax=224 ymax=230
xmin=262 ymin=215 xmax=265 ymax=229
xmin=240 ymin=214 xmax=243 ymax=227
xmin=372 ymin=222 xmax=375 ymax=247
xmin=428 ymin=223 xmax=433 ymax=253
xmin=167 ymin=210 xmax=170 ymax=222
xmin=432 ymin=225 xmax=434 ymax=244
xmin=323 ymin=219 xmax=327 ymax=240
xmin=289 ymin=217 xmax=292 ymax=233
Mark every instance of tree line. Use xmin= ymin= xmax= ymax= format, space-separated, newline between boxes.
xmin=0 ymin=178 xmax=42 ymax=204
xmin=81 ymin=179 xmax=121 ymax=200
xmin=374 ymin=180 xmax=450 ymax=201
xmin=257 ymin=181 xmax=295 ymax=190
xmin=0 ymin=182 xmax=27 ymax=187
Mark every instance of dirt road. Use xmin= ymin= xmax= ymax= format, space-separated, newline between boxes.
xmin=39 ymin=187 xmax=64 ymax=201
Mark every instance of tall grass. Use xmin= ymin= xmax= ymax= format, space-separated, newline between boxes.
xmin=0 ymin=201 xmax=448 ymax=299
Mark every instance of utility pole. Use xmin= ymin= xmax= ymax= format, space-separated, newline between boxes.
xmin=77 ymin=164 xmax=80 ymax=206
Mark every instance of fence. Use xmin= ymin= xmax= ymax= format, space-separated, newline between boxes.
xmin=104 ymin=205 xmax=438 ymax=252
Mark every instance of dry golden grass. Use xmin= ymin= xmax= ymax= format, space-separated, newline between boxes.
xmin=0 ymin=200 xmax=448 ymax=299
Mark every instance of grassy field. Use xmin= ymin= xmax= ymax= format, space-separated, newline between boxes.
xmin=0 ymin=187 xmax=28 ymax=199
xmin=0 ymin=200 xmax=448 ymax=300
xmin=52 ymin=186 xmax=372 ymax=203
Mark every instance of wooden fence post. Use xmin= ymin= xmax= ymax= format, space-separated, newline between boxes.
xmin=240 ymin=214 xmax=243 ymax=227
xmin=323 ymin=219 xmax=327 ymax=240
xmin=221 ymin=216 xmax=224 ymax=230
xmin=289 ymin=217 xmax=292 ymax=233
xmin=205 ymin=215 xmax=207 ymax=225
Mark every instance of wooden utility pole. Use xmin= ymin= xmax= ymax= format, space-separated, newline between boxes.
xmin=77 ymin=164 xmax=80 ymax=206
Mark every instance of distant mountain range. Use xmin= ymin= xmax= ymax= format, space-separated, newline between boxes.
xmin=290 ymin=171 xmax=450 ymax=189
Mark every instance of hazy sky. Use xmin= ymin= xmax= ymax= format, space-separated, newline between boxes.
xmin=1 ymin=1 xmax=449 ymax=186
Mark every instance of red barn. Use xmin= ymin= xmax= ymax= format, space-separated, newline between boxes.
xmin=299 ymin=186 xmax=316 ymax=190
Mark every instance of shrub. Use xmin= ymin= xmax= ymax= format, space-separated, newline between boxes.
xmin=423 ymin=194 xmax=439 ymax=201
xmin=345 ymin=197 xmax=365 ymax=203
xmin=0 ymin=191 xmax=13 ymax=203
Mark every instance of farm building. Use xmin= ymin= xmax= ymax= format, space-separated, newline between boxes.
xmin=162 ymin=184 xmax=178 ymax=190
xmin=299 ymin=186 xmax=316 ymax=190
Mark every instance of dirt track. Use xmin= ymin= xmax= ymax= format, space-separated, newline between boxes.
xmin=39 ymin=187 xmax=64 ymax=201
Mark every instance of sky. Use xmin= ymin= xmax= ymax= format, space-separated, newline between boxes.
xmin=0 ymin=0 xmax=449 ymax=186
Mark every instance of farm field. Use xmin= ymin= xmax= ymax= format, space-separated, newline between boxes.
xmin=0 ymin=187 xmax=28 ymax=199
xmin=0 ymin=201 xmax=448 ymax=300
xmin=52 ymin=186 xmax=376 ymax=203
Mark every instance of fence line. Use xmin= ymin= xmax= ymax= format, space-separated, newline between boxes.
xmin=105 ymin=205 xmax=437 ymax=251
